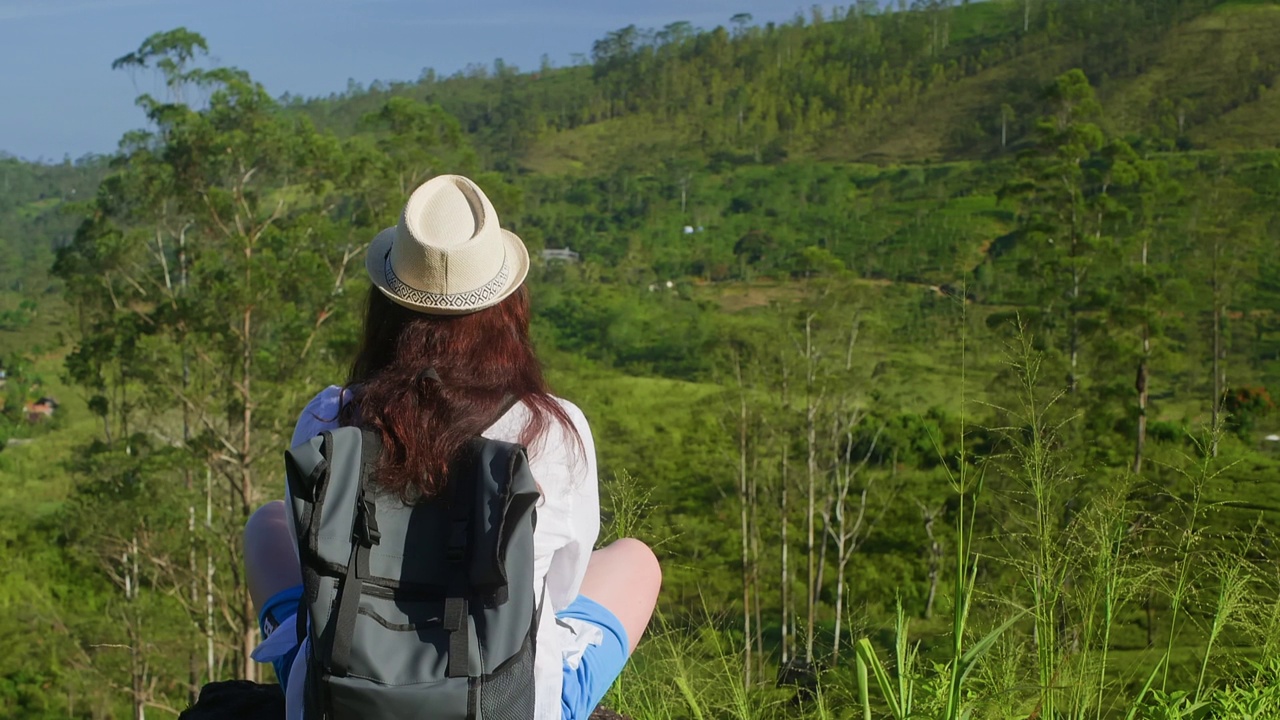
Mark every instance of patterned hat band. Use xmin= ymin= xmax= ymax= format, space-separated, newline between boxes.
xmin=383 ymin=251 xmax=512 ymax=310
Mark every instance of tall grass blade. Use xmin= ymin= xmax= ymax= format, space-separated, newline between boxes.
xmin=956 ymin=608 xmax=1030 ymax=689
xmin=855 ymin=638 xmax=903 ymax=719
xmin=1195 ymin=553 xmax=1251 ymax=702
xmin=894 ymin=597 xmax=915 ymax=717
xmin=856 ymin=651 xmax=874 ymax=720
xmin=816 ymin=684 xmax=834 ymax=720
xmin=1124 ymin=656 xmax=1168 ymax=720
xmin=675 ymin=675 xmax=705 ymax=720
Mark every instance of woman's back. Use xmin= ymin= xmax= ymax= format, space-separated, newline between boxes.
xmin=287 ymin=386 xmax=600 ymax=720
xmin=245 ymin=174 xmax=658 ymax=720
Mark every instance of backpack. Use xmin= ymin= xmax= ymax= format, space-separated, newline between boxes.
xmin=284 ymin=415 xmax=542 ymax=720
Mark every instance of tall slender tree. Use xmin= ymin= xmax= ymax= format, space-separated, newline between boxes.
xmin=58 ymin=29 xmax=379 ymax=683
xmin=1002 ymin=69 xmax=1107 ymax=396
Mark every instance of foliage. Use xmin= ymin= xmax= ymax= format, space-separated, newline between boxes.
xmin=1223 ymin=386 xmax=1275 ymax=437
xmin=3 ymin=2 xmax=1280 ymax=717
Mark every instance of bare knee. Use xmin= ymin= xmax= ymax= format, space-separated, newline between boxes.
xmin=583 ymin=538 xmax=661 ymax=653
xmin=605 ymin=537 xmax=662 ymax=595
xmin=245 ymin=500 xmax=288 ymax=542
xmin=244 ymin=501 xmax=300 ymax=612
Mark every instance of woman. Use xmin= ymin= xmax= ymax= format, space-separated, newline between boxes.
xmin=244 ymin=174 xmax=661 ymax=720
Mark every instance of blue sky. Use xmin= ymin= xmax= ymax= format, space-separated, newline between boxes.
xmin=0 ymin=0 xmax=812 ymax=161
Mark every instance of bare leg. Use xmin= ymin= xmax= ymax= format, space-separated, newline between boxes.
xmin=576 ymin=538 xmax=661 ymax=654
xmin=244 ymin=500 xmax=302 ymax=615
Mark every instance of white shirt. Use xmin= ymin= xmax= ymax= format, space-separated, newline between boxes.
xmin=252 ymin=386 xmax=601 ymax=720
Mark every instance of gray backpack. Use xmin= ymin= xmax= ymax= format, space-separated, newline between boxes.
xmin=284 ymin=418 xmax=541 ymax=720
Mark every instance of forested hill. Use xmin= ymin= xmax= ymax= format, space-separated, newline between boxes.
xmin=0 ymin=154 xmax=106 ymax=294
xmin=293 ymin=0 xmax=1280 ymax=171
xmin=278 ymin=0 xmax=1280 ymax=300
xmin=5 ymin=0 xmax=1280 ymax=286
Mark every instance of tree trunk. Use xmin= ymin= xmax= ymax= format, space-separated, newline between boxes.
xmin=736 ymin=356 xmax=752 ymax=686
xmin=832 ymin=546 xmax=846 ymax=663
xmin=780 ymin=440 xmax=790 ymax=665
xmin=1211 ymin=247 xmax=1222 ymax=459
xmin=750 ymin=458 xmax=763 ymax=680
xmin=779 ymin=359 xmax=791 ymax=665
xmin=127 ymin=537 xmax=147 ymax=720
xmin=829 ymin=418 xmax=875 ymax=665
xmin=178 ymin=224 xmax=200 ymax=703
xmin=240 ymin=302 xmax=257 ymax=682
xmin=1069 ymin=256 xmax=1081 ymax=394
xmin=188 ymin=501 xmax=199 ymax=702
xmin=206 ymin=466 xmax=216 ymax=678
xmin=804 ymin=315 xmax=818 ymax=664
xmin=923 ymin=508 xmax=941 ymax=620
xmin=815 ymin=491 xmax=830 ymax=628
xmin=1134 ymin=235 xmax=1150 ymax=475
xmin=1133 ymin=350 xmax=1149 ymax=475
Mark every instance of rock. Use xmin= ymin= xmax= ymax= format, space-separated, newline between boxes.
xmin=589 ymin=707 xmax=633 ymax=720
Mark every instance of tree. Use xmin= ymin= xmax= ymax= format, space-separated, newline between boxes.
xmin=823 ymin=406 xmax=884 ymax=662
xmin=1002 ymin=69 xmax=1106 ymax=396
xmin=57 ymin=29 xmax=374 ymax=690
xmin=1189 ymin=171 xmax=1259 ymax=457
xmin=359 ymin=97 xmax=476 ymax=201
xmin=1114 ymin=156 xmax=1181 ymax=474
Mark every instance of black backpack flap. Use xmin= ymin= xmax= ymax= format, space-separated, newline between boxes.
xmin=462 ymin=438 xmax=540 ymax=598
xmin=465 ymin=438 xmax=540 ymax=671
xmin=284 ymin=431 xmax=332 ymax=559
xmin=308 ymin=427 xmax=370 ymax=569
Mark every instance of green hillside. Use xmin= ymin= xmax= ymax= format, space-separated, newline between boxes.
xmin=291 ymin=0 xmax=1280 ymax=170
xmin=4 ymin=1 xmax=1280 ymax=717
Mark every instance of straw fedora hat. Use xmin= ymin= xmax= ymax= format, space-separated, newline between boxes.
xmin=366 ymin=174 xmax=530 ymax=315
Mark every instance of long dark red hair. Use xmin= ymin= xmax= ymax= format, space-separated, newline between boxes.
xmin=340 ymin=284 xmax=579 ymax=500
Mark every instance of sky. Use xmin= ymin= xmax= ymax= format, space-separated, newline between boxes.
xmin=0 ymin=0 xmax=812 ymax=162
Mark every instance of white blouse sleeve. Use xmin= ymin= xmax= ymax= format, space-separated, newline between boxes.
xmin=540 ymin=401 xmax=600 ymax=611
xmin=290 ymin=385 xmax=345 ymax=448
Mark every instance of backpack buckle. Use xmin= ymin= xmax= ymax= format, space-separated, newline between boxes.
xmin=354 ymin=498 xmax=381 ymax=547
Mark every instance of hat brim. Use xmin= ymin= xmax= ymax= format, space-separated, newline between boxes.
xmin=365 ymin=226 xmax=530 ymax=316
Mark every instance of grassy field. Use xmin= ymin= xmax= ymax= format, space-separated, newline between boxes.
xmin=0 ymin=292 xmax=90 ymax=519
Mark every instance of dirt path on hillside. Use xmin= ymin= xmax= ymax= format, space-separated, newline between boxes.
xmin=707 ymin=276 xmax=950 ymax=312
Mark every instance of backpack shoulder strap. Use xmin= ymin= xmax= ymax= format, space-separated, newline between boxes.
xmin=490 ymin=394 xmax=520 ymax=425
xmin=443 ymin=464 xmax=473 ymax=679
xmin=325 ymin=429 xmax=382 ymax=677
xmin=442 ymin=396 xmax=520 ymax=681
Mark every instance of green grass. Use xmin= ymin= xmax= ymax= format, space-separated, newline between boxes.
xmin=947 ymin=0 xmax=1024 ymax=46
xmin=522 ymin=114 xmax=690 ymax=177
xmin=0 ymin=291 xmax=94 ymax=536
xmin=1214 ymin=0 xmax=1280 ymax=14
xmin=0 ymin=353 xmax=95 ymax=519
xmin=594 ymin=328 xmax=1280 ymax=720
